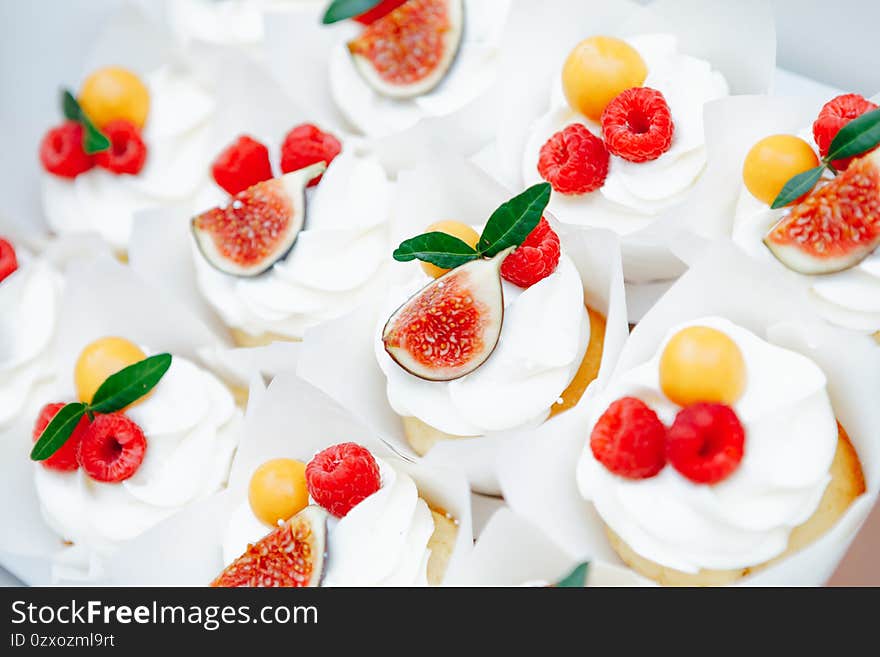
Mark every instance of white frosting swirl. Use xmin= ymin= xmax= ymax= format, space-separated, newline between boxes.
xmin=577 ymin=317 xmax=838 ymax=573
xmin=35 ymin=354 xmax=242 ymax=557
xmin=193 ymin=150 xmax=393 ymax=340
xmin=522 ymin=34 xmax=729 ymax=236
xmin=0 ymin=257 xmax=61 ymax=429
xmin=329 ymin=0 xmax=510 ymax=137
xmin=41 ymin=66 xmax=217 ymax=252
xmin=376 ymin=253 xmax=589 ymax=436
xmin=221 ymin=457 xmax=435 ymax=586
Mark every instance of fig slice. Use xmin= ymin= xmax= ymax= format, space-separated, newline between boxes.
xmin=347 ymin=0 xmax=464 ymax=99
xmin=192 ymin=161 xmax=326 ymax=277
xmin=211 ymin=505 xmax=328 ymax=588
xmin=383 ymin=250 xmax=509 ymax=381
xmin=764 ymin=149 xmax=880 ymax=274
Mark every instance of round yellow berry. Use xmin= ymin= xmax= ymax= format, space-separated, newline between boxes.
xmin=248 ymin=458 xmax=309 ymax=528
xmin=420 ymin=220 xmax=481 ymax=279
xmin=78 ymin=67 xmax=150 ymax=130
xmin=742 ymin=134 xmax=820 ymax=206
xmin=74 ymin=337 xmax=147 ymax=405
xmin=562 ymin=36 xmax=647 ymax=121
xmin=659 ymin=326 xmax=746 ymax=406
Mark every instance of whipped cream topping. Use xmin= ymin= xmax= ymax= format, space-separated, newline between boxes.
xmin=577 ymin=317 xmax=838 ymax=573
xmin=41 ymin=66 xmax=217 ymax=252
xmin=522 ymin=34 xmax=729 ymax=236
xmin=193 ymin=149 xmax=393 ymax=340
xmin=35 ymin=354 xmax=242 ymax=557
xmin=167 ymin=0 xmax=268 ymax=46
xmin=376 ymin=252 xmax=589 ymax=437
xmin=732 ymin=134 xmax=880 ymax=332
xmin=222 ymin=457 xmax=435 ymax=586
xmin=0 ymin=256 xmax=62 ymax=429
xmin=329 ymin=0 xmax=510 ymax=137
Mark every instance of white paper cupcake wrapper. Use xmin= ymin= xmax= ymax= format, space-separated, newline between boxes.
xmin=101 ymin=372 xmax=473 ymax=586
xmin=296 ymin=156 xmax=628 ymax=494
xmin=497 ymin=241 xmax=880 ymax=585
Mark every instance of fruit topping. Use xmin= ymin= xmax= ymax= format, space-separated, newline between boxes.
xmin=39 ymin=121 xmax=95 ymax=179
xmin=813 ymin=94 xmax=879 ymax=171
xmin=78 ymin=66 xmax=150 ymax=130
xmin=659 ymin=326 xmax=746 ymax=407
xmin=211 ymin=135 xmax=273 ymax=195
xmin=0 ymin=238 xmax=18 ymax=283
xmin=347 ymin=0 xmax=463 ymax=99
xmin=590 ymin=397 xmax=667 ymax=479
xmin=279 ymin=123 xmax=341 ymax=186
xmin=354 ymin=0 xmax=409 ymax=24
xmin=383 ymin=251 xmax=506 ymax=381
xmin=192 ymin=162 xmax=324 ymax=277
xmin=306 ymin=443 xmax=381 ymax=518
xmin=666 ymin=403 xmax=745 ymax=484
xmin=601 ymin=87 xmax=674 ymax=163
xmin=420 ymin=220 xmax=480 ymax=279
xmin=77 ymin=413 xmax=147 ymax=483
xmin=211 ymin=505 xmax=328 ymax=587
xmin=32 ymin=403 xmax=91 ymax=472
xmin=743 ymin=134 xmax=820 ymax=206
xmin=538 ymin=123 xmax=609 ymax=195
xmin=249 ymin=458 xmax=310 ymax=528
xmin=764 ymin=149 xmax=880 ymax=274
xmin=93 ymin=119 xmax=147 ymax=175
xmin=75 ymin=337 xmax=148 ymax=406
xmin=562 ymin=36 xmax=647 ymax=121
xmin=500 ymin=216 xmax=561 ymax=287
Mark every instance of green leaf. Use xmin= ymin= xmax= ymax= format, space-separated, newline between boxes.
xmin=825 ymin=107 xmax=880 ymax=162
xmin=477 ymin=183 xmax=551 ymax=257
xmin=60 ymin=88 xmax=110 ymax=154
xmin=770 ymin=165 xmax=825 ymax=209
xmin=89 ymin=354 xmax=173 ymax=414
xmin=61 ymin=89 xmax=80 ymax=121
xmin=30 ymin=403 xmax=87 ymax=461
xmin=554 ymin=562 xmax=589 ymax=588
xmin=393 ymin=232 xmax=481 ymax=269
xmin=322 ymin=0 xmax=383 ymax=24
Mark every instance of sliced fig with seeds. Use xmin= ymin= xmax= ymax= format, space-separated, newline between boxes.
xmin=764 ymin=149 xmax=880 ymax=274
xmin=347 ymin=0 xmax=464 ymax=99
xmin=192 ymin=162 xmax=325 ymax=277
xmin=383 ymin=251 xmax=508 ymax=381
xmin=211 ymin=505 xmax=328 ymax=588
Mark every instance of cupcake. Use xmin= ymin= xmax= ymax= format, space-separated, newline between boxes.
xmin=492 ymin=0 xmax=774 ymax=291
xmin=498 ymin=243 xmax=879 ymax=586
xmin=298 ymin=158 xmax=627 ymax=494
xmin=99 ymin=374 xmax=473 ymax=586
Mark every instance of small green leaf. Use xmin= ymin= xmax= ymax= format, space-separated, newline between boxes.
xmin=770 ymin=165 xmax=825 ymax=209
xmin=89 ymin=354 xmax=173 ymax=414
xmin=60 ymin=88 xmax=110 ymax=154
xmin=825 ymin=107 xmax=880 ymax=162
xmin=554 ymin=562 xmax=589 ymax=588
xmin=322 ymin=0 xmax=383 ymax=24
xmin=30 ymin=403 xmax=87 ymax=461
xmin=393 ymin=232 xmax=481 ymax=269
xmin=61 ymin=89 xmax=80 ymax=121
xmin=477 ymin=183 xmax=551 ymax=257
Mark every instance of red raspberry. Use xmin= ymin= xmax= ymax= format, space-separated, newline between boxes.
xmin=590 ymin=397 xmax=667 ymax=479
xmin=306 ymin=442 xmax=381 ymax=517
xmin=39 ymin=121 xmax=95 ymax=179
xmin=500 ymin=217 xmax=561 ymax=287
xmin=280 ymin=123 xmax=342 ymax=186
xmin=77 ymin=413 xmax=147 ymax=483
xmin=0 ymin=238 xmax=18 ymax=283
xmin=601 ymin=87 xmax=675 ymax=163
xmin=667 ymin=403 xmax=745 ymax=485
xmin=211 ymin=135 xmax=274 ymax=195
xmin=93 ymin=120 xmax=147 ymax=175
xmin=354 ymin=0 xmax=407 ymax=24
xmin=32 ymin=403 xmax=91 ymax=472
xmin=537 ymin=123 xmax=609 ymax=195
xmin=813 ymin=93 xmax=879 ymax=170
